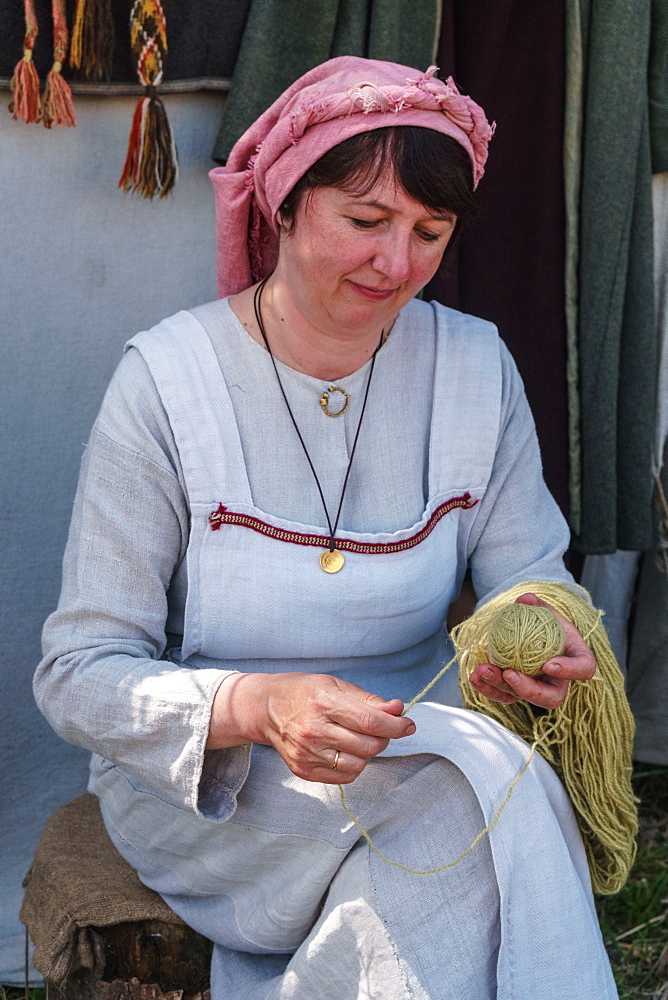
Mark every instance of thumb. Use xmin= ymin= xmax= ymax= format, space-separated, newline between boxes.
xmin=359 ymin=690 xmax=405 ymax=716
xmin=381 ymin=698 xmax=406 ymax=716
xmin=515 ymin=592 xmax=544 ymax=607
xmin=372 ymin=695 xmax=406 ymax=716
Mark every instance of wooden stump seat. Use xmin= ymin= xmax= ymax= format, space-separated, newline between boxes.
xmin=20 ymin=794 xmax=212 ymax=1000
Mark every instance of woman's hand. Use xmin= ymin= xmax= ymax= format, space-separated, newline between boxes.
xmin=468 ymin=592 xmax=596 ymax=710
xmin=207 ymin=671 xmax=416 ymax=784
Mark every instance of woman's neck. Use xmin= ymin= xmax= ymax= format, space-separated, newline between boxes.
xmin=229 ymin=278 xmax=392 ymax=381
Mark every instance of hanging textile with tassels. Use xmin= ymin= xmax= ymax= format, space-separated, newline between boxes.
xmin=9 ymin=0 xmax=75 ymax=128
xmin=119 ymin=0 xmax=178 ymax=199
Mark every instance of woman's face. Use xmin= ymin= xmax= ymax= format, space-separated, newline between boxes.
xmin=275 ymin=174 xmax=457 ymax=338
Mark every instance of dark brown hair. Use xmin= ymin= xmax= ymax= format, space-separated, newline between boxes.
xmin=278 ymin=126 xmax=478 ymax=237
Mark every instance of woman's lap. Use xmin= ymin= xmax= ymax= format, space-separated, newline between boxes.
xmin=99 ymin=709 xmax=617 ymax=999
xmin=113 ymin=753 xmax=500 ymax=999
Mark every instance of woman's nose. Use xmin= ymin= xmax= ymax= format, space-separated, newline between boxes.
xmin=372 ymin=232 xmax=412 ymax=283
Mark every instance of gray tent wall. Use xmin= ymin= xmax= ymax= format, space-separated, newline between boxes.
xmin=0 ymin=91 xmax=226 ymax=984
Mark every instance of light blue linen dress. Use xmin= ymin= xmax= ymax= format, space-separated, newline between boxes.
xmin=36 ymin=298 xmax=618 ymax=999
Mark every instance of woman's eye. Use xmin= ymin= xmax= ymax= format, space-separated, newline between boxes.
xmin=417 ymin=230 xmax=441 ymax=243
xmin=350 ymin=218 xmax=379 ymax=229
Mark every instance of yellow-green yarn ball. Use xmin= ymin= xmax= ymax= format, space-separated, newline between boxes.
xmin=487 ymin=603 xmax=565 ymax=676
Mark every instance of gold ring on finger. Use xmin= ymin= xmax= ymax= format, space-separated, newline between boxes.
xmin=332 ymin=750 xmax=340 ymax=771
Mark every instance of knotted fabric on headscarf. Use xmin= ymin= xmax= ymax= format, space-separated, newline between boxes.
xmin=209 ymin=56 xmax=494 ymax=298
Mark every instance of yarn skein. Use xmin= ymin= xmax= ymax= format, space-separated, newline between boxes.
xmin=454 ymin=581 xmax=637 ymax=895
xmin=338 ymin=581 xmax=637 ymax=895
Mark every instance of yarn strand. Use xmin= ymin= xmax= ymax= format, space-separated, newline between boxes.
xmin=339 ymin=736 xmax=543 ymax=875
xmin=337 ymin=581 xmax=637 ymax=894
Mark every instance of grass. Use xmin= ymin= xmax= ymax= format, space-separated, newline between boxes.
xmin=2 ymin=765 xmax=667 ymax=999
xmin=596 ymin=765 xmax=668 ymax=1000
xmin=0 ymin=991 xmax=43 ymax=1000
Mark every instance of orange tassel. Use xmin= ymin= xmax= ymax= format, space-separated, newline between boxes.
xmin=8 ymin=0 xmax=41 ymax=124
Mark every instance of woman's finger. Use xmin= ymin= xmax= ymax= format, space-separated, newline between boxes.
xmin=541 ymin=651 xmax=596 ymax=681
xmin=469 ymin=662 xmax=517 ymax=696
xmin=468 ymin=668 xmax=522 ymax=704
xmin=310 ymin=729 xmax=391 ymax=760
xmin=327 ymin=690 xmax=416 ymax=740
xmin=500 ymin=670 xmax=570 ymax=710
xmin=306 ymin=750 xmax=369 ymax=785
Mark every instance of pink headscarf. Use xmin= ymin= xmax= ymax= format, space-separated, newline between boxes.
xmin=210 ymin=56 xmax=494 ymax=297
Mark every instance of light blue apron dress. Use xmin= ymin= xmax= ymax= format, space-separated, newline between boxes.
xmin=92 ymin=299 xmax=618 ymax=999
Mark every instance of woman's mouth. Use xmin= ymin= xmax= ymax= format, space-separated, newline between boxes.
xmin=348 ymin=281 xmax=397 ymax=301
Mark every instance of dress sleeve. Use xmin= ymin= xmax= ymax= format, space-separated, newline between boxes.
xmin=34 ymin=347 xmax=250 ymax=821
xmin=467 ymin=341 xmax=574 ymax=605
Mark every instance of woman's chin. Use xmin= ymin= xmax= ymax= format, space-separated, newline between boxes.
xmin=332 ymin=293 xmax=403 ymax=333
xmin=333 ymin=308 xmax=394 ymax=337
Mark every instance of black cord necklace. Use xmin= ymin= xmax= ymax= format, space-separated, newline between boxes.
xmin=253 ymin=278 xmax=384 ymax=574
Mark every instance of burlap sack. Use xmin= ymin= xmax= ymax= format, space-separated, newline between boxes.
xmin=20 ymin=793 xmax=184 ymax=986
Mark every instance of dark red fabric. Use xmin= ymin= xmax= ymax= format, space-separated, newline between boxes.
xmin=427 ymin=1 xmax=569 ymax=517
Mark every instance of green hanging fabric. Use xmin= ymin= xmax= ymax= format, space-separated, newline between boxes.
xmin=574 ymin=0 xmax=658 ymax=552
xmin=564 ymin=0 xmax=584 ymax=536
xmin=212 ymin=0 xmax=441 ymax=164
xmin=649 ymin=0 xmax=668 ymax=173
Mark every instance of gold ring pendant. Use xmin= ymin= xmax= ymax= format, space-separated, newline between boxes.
xmin=320 ymin=386 xmax=350 ymax=417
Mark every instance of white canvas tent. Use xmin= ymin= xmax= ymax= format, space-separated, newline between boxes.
xmin=0 ymin=90 xmax=225 ymax=983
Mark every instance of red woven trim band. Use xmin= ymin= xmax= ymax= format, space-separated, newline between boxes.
xmin=208 ymin=493 xmax=478 ymax=554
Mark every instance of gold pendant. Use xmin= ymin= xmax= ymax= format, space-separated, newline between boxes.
xmin=319 ymin=548 xmax=345 ymax=573
xmin=320 ymin=386 xmax=350 ymax=417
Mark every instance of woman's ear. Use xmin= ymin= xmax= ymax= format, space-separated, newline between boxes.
xmin=276 ymin=201 xmax=293 ymax=237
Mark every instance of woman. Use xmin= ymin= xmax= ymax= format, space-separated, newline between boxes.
xmin=35 ymin=58 xmax=617 ymax=999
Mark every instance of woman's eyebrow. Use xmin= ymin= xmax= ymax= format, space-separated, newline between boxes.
xmin=351 ymin=198 xmax=392 ymax=211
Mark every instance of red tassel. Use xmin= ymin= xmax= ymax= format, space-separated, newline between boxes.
xmin=8 ymin=0 xmax=41 ymax=124
xmin=42 ymin=64 xmax=76 ymax=128
xmin=42 ymin=0 xmax=76 ymax=127
xmin=119 ymin=97 xmax=146 ymax=190
xmin=9 ymin=53 xmax=41 ymax=123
